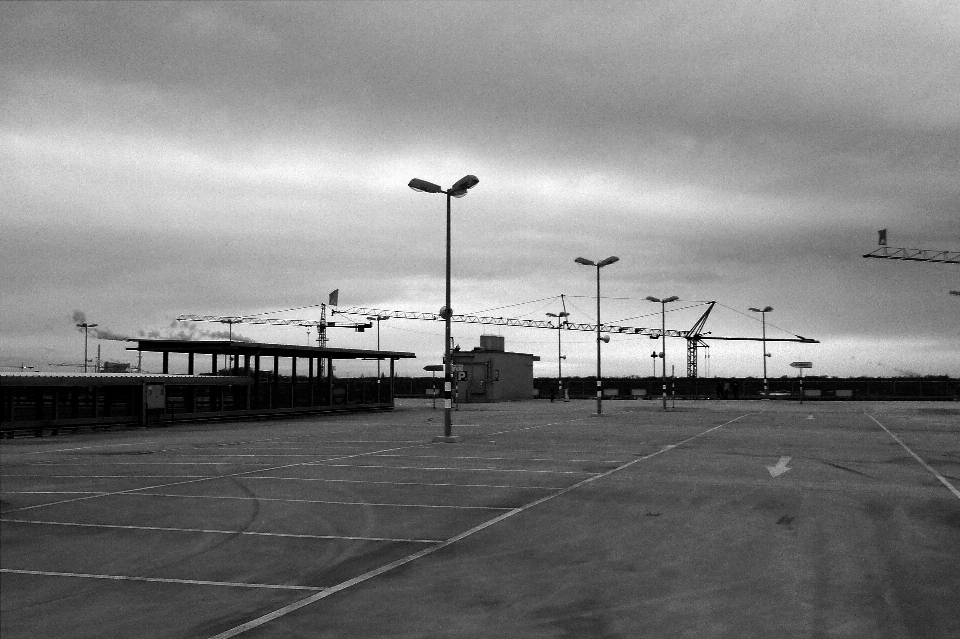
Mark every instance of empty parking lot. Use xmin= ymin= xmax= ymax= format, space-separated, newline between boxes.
xmin=2 ymin=399 xmax=958 ymax=638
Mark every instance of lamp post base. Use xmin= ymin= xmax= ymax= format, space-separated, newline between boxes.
xmin=432 ymin=435 xmax=461 ymax=443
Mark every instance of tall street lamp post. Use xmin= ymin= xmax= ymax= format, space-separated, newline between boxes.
xmin=546 ymin=311 xmax=570 ymax=401
xmin=646 ymin=296 xmax=679 ymax=409
xmin=409 ymin=175 xmax=479 ymax=441
xmin=76 ymin=322 xmax=98 ymax=373
xmin=749 ymin=306 xmax=774 ymax=398
xmin=575 ymin=256 xmax=619 ymax=415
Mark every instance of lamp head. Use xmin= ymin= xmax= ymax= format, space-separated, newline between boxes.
xmin=662 ymin=295 xmax=679 ymax=303
xmin=597 ymin=256 xmax=619 ymax=267
xmin=646 ymin=296 xmax=661 ymax=303
xmin=448 ymin=174 xmax=479 ymax=198
xmin=408 ymin=178 xmax=443 ymax=194
xmin=575 ymin=257 xmax=595 ymax=266
xmin=599 ymin=335 xmax=610 ymax=343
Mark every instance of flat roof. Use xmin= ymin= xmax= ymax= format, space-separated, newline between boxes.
xmin=1 ymin=372 xmax=250 ymax=387
xmin=126 ymin=339 xmax=416 ymax=360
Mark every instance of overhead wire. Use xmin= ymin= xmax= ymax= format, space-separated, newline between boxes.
xmin=714 ymin=302 xmax=809 ymax=338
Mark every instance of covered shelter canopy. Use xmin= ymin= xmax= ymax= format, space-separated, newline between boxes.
xmin=127 ymin=339 xmax=416 ymax=361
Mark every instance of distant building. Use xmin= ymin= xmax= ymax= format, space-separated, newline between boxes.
xmin=100 ymin=362 xmax=131 ymax=373
xmin=451 ymin=335 xmax=539 ymax=403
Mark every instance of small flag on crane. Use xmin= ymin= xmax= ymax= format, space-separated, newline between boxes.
xmin=878 ymin=229 xmax=887 ymax=246
xmin=328 ymin=289 xmax=339 ymax=306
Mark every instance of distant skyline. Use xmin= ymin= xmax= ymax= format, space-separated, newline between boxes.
xmin=2 ymin=1 xmax=957 ymax=379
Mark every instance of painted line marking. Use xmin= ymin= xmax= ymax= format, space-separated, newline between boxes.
xmin=209 ymin=413 xmax=752 ymax=639
xmin=2 ymin=492 xmax=511 ymax=510
xmin=0 ymin=474 xmax=216 ymax=480
xmin=310 ymin=463 xmax=596 ymax=475
xmin=864 ymin=412 xmax=960 ymax=501
xmin=20 ymin=442 xmax=162 ymax=455
xmin=243 ymin=476 xmax=562 ymax=490
xmin=369 ymin=454 xmax=625 ymax=463
xmin=0 ymin=475 xmax=562 ymax=491
xmin=0 ymin=443 xmax=428 ymax=514
xmin=0 ymin=569 xmax=324 ymax=591
xmin=27 ymin=461 xmax=300 ymax=466
xmin=0 ymin=519 xmax=441 ymax=543
xmin=766 ymin=456 xmax=792 ymax=477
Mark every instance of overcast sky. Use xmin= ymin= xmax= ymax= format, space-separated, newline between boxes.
xmin=2 ymin=1 xmax=958 ymax=380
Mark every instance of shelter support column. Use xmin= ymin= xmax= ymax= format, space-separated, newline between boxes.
xmin=290 ymin=357 xmax=297 ymax=407
xmin=308 ymin=357 xmax=315 ymax=406
xmin=272 ymin=356 xmax=279 ymax=409
xmin=254 ymin=356 xmax=261 ymax=409
xmin=389 ymin=358 xmax=395 ymax=404
xmin=327 ymin=357 xmax=334 ymax=406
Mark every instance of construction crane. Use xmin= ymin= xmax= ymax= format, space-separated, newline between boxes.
xmin=863 ymin=246 xmax=959 ymax=263
xmin=179 ymin=302 xmax=817 ymax=378
xmin=863 ymin=230 xmax=958 ymax=264
xmin=336 ymin=306 xmax=688 ymax=338
xmin=177 ymin=305 xmax=371 ymax=348
xmin=337 ymin=305 xmax=818 ymax=378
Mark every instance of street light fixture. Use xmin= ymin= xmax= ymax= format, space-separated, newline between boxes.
xmin=749 ymin=306 xmax=774 ymax=398
xmin=546 ymin=311 xmax=570 ymax=401
xmin=646 ymin=296 xmax=679 ymax=409
xmin=409 ymin=174 xmax=479 ymax=441
xmin=575 ymin=256 xmax=619 ymax=414
xmin=76 ymin=322 xmax=98 ymax=373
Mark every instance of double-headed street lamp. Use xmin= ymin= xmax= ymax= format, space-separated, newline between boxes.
xmin=646 ymin=296 xmax=679 ymax=409
xmin=749 ymin=306 xmax=774 ymax=398
xmin=76 ymin=322 xmax=98 ymax=373
xmin=409 ymin=174 xmax=479 ymax=441
xmin=575 ymin=256 xmax=619 ymax=415
xmin=546 ymin=310 xmax=570 ymax=401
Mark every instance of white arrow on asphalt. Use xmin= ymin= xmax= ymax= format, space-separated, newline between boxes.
xmin=766 ymin=456 xmax=792 ymax=477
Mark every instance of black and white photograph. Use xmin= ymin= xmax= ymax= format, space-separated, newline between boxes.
xmin=2 ymin=2 xmax=958 ymax=637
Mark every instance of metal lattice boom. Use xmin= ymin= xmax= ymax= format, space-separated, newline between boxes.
xmin=338 ymin=307 xmax=688 ymax=338
xmin=863 ymin=247 xmax=959 ymax=263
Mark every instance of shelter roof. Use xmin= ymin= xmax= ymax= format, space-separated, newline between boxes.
xmin=126 ymin=339 xmax=416 ymax=360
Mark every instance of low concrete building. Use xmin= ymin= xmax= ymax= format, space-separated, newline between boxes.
xmin=451 ymin=335 xmax=539 ymax=403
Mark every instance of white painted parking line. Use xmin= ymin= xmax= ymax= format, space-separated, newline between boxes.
xmin=0 ymin=474 xmax=214 ymax=480
xmin=0 ymin=569 xmax=324 ymax=591
xmin=3 ymin=491 xmax=102 ymax=495
xmin=864 ymin=412 xmax=960 ymax=501
xmin=369 ymin=454 xmax=624 ymax=463
xmin=311 ymin=463 xmax=597 ymax=475
xmin=63 ymin=492 xmax=512 ymax=510
xmin=209 ymin=413 xmax=752 ymax=638
xmin=0 ymin=444 xmax=426 ymax=514
xmin=21 ymin=442 xmax=161 ymax=455
xmin=0 ymin=519 xmax=441 ymax=543
xmin=245 ymin=476 xmax=562 ymax=490
xmin=27 ymin=461 xmax=293 ymax=466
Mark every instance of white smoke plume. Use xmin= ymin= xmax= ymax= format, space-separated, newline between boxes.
xmin=71 ymin=310 xmax=134 ymax=340
xmin=139 ymin=321 xmax=255 ymax=343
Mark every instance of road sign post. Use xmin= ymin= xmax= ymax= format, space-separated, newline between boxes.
xmin=790 ymin=362 xmax=813 ymax=403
